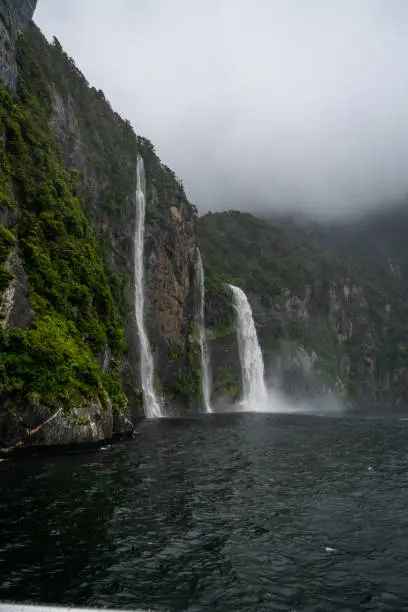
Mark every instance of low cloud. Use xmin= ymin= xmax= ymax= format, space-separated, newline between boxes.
xmin=35 ymin=0 xmax=408 ymax=219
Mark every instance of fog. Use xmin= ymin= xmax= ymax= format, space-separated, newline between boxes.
xmin=34 ymin=0 xmax=408 ymax=219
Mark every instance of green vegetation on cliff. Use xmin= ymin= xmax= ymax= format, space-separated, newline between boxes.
xmin=0 ymin=34 xmax=125 ymax=411
xmin=167 ymin=335 xmax=202 ymax=408
xmin=198 ymin=210 xmax=340 ymax=303
xmin=0 ymin=21 xmax=200 ymax=419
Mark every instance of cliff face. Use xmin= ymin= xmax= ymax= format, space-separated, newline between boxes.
xmin=46 ymin=61 xmax=198 ymax=409
xmin=198 ymin=211 xmax=408 ymax=410
xmin=43 ymin=52 xmax=200 ymax=414
xmin=0 ymin=2 xmax=201 ymax=450
xmin=0 ymin=0 xmax=37 ymax=89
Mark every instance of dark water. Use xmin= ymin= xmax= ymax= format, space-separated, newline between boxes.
xmin=1 ymin=413 xmax=408 ymax=611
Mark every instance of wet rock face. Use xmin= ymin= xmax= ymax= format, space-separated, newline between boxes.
xmin=50 ymin=88 xmax=87 ymax=172
xmin=144 ymin=197 xmax=198 ymax=409
xmin=0 ymin=18 xmax=18 ymax=90
xmin=0 ymin=397 xmax=113 ymax=450
xmin=3 ymin=0 xmax=37 ymax=29
xmin=0 ymin=193 xmax=34 ymax=332
xmin=1 ymin=248 xmax=34 ymax=330
xmin=0 ymin=0 xmax=37 ymax=90
xmin=145 ymin=204 xmax=195 ymax=345
xmin=40 ymin=400 xmax=113 ymax=446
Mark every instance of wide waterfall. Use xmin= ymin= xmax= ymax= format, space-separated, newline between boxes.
xmin=134 ymin=154 xmax=162 ymax=418
xmin=196 ymin=248 xmax=212 ymax=413
xmin=229 ymin=284 xmax=268 ymax=410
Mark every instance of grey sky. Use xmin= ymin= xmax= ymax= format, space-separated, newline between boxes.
xmin=34 ymin=0 xmax=408 ymax=219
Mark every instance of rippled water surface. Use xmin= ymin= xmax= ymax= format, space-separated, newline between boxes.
xmin=2 ymin=412 xmax=408 ymax=611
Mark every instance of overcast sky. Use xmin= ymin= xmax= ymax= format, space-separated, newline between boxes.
xmin=34 ymin=0 xmax=408 ymax=219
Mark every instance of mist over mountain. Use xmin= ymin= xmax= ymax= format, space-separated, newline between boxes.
xmin=35 ymin=0 xmax=408 ymax=219
xmin=259 ymin=198 xmax=408 ymax=279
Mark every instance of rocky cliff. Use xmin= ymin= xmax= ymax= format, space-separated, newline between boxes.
xmin=198 ymin=211 xmax=408 ymax=410
xmin=0 ymin=1 xmax=201 ymax=450
xmin=0 ymin=0 xmax=36 ymax=90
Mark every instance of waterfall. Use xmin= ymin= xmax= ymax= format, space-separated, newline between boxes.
xmin=196 ymin=248 xmax=212 ymax=413
xmin=229 ymin=285 xmax=268 ymax=409
xmin=134 ymin=154 xmax=162 ymax=418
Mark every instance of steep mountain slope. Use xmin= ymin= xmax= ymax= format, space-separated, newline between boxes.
xmin=0 ymin=2 xmax=202 ymax=449
xmin=198 ymin=211 xmax=408 ymax=409
xmin=23 ymin=26 xmax=202 ymax=413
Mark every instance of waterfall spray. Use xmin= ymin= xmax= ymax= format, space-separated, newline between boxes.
xmin=229 ymin=285 xmax=268 ymax=410
xmin=134 ymin=155 xmax=162 ymax=418
xmin=196 ymin=248 xmax=212 ymax=413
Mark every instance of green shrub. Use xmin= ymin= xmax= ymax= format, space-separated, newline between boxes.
xmin=102 ymin=371 xmax=128 ymax=414
xmin=0 ymin=316 xmax=103 ymax=408
xmin=0 ymin=265 xmax=14 ymax=292
xmin=168 ymin=336 xmax=202 ymax=407
xmin=0 ymin=225 xmax=16 ymax=263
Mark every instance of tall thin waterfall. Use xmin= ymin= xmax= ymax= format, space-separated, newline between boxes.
xmin=134 ymin=155 xmax=162 ymax=418
xmin=229 ymin=285 xmax=268 ymax=409
xmin=196 ymin=248 xmax=212 ymax=413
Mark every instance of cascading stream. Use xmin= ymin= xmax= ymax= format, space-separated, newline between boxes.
xmin=134 ymin=154 xmax=162 ymax=418
xmin=196 ymin=248 xmax=212 ymax=413
xmin=229 ymin=284 xmax=268 ymax=410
